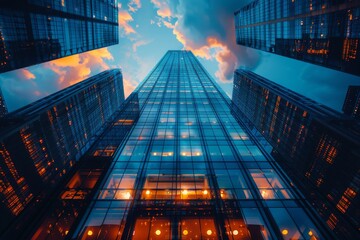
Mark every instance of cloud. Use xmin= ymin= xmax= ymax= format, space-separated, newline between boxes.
xmin=151 ymin=0 xmax=172 ymax=19
xmin=152 ymin=0 xmax=260 ymax=82
xmin=122 ymin=76 xmax=138 ymax=98
xmin=119 ymin=10 xmax=136 ymax=35
xmin=46 ymin=48 xmax=113 ymax=88
xmin=19 ymin=69 xmax=36 ymax=80
xmin=132 ymin=40 xmax=151 ymax=52
xmin=128 ymin=0 xmax=141 ymax=12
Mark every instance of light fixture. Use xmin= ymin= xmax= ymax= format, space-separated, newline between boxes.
xmin=281 ymin=229 xmax=288 ymax=235
xmin=87 ymin=230 xmax=93 ymax=236
xmin=182 ymin=190 xmax=188 ymax=195
xmin=206 ymin=230 xmax=212 ymax=235
xmin=155 ymin=230 xmax=161 ymax=235
xmin=146 ymin=190 xmax=151 ymax=195
xmin=183 ymin=230 xmax=189 ymax=235
xmin=233 ymin=230 xmax=238 ymax=235
xmin=203 ymin=190 xmax=208 ymax=195
xmin=308 ymin=230 xmax=313 ymax=236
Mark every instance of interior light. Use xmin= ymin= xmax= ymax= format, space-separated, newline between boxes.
xmin=124 ymin=192 xmax=131 ymax=199
xmin=282 ymin=229 xmax=288 ymax=235
xmin=183 ymin=230 xmax=189 ymax=235
xmin=182 ymin=190 xmax=188 ymax=195
xmin=87 ymin=230 xmax=93 ymax=236
xmin=308 ymin=230 xmax=313 ymax=236
xmin=146 ymin=190 xmax=151 ymax=195
xmin=65 ymin=230 xmax=69 ymax=235
xmin=203 ymin=190 xmax=208 ymax=195
xmin=206 ymin=230 xmax=212 ymax=235
xmin=233 ymin=230 xmax=238 ymax=235
xmin=261 ymin=190 xmax=268 ymax=198
xmin=155 ymin=230 xmax=161 ymax=235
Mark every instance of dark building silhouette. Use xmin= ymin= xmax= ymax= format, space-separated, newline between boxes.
xmin=343 ymin=85 xmax=360 ymax=120
xmin=0 ymin=88 xmax=7 ymax=117
xmin=3 ymin=92 xmax=140 ymax=240
xmin=232 ymin=69 xmax=360 ymax=239
xmin=0 ymin=0 xmax=119 ymax=73
xmin=235 ymin=0 xmax=360 ymax=76
xmin=0 ymin=69 xmax=124 ymax=235
xmin=38 ymin=51 xmax=334 ymax=240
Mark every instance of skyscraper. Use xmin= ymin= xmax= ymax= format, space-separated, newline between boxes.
xmin=0 ymin=0 xmax=119 ymax=73
xmin=232 ymin=69 xmax=360 ymax=239
xmin=235 ymin=0 xmax=360 ymax=76
xmin=343 ymin=85 xmax=360 ymax=120
xmin=49 ymin=51 xmax=333 ymax=240
xmin=0 ymin=87 xmax=7 ymax=117
xmin=0 ymin=69 xmax=124 ymax=234
xmin=2 ymin=91 xmax=140 ymax=240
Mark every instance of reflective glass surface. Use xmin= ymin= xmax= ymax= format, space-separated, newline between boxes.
xmin=73 ymin=51 xmax=331 ymax=240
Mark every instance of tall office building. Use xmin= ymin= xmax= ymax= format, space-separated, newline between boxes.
xmin=232 ymin=69 xmax=360 ymax=239
xmin=37 ymin=51 xmax=334 ymax=240
xmin=343 ymin=85 xmax=360 ymax=120
xmin=0 ymin=69 xmax=124 ymax=234
xmin=2 ymin=91 xmax=140 ymax=240
xmin=0 ymin=87 xmax=7 ymax=117
xmin=0 ymin=0 xmax=118 ymax=73
xmin=235 ymin=0 xmax=360 ymax=75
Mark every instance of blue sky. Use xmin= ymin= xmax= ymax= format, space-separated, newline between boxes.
xmin=0 ymin=0 xmax=359 ymax=112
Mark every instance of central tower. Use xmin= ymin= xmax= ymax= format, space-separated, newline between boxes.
xmin=71 ymin=51 xmax=330 ymax=240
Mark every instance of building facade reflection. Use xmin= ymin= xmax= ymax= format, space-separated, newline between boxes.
xmin=232 ymin=69 xmax=360 ymax=239
xmin=69 ymin=51 xmax=333 ymax=239
xmin=235 ymin=0 xmax=360 ymax=76
xmin=0 ymin=0 xmax=119 ymax=73
xmin=0 ymin=69 xmax=124 ymax=236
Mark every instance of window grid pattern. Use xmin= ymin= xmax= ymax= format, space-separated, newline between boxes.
xmin=235 ymin=0 xmax=360 ymax=75
xmin=0 ymin=0 xmax=118 ymax=73
xmin=74 ymin=51 xmax=331 ymax=240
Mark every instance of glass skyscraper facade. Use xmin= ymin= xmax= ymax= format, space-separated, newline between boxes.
xmin=58 ymin=51 xmax=334 ymax=240
xmin=232 ymin=69 xmax=360 ymax=239
xmin=0 ymin=0 xmax=119 ymax=73
xmin=0 ymin=87 xmax=7 ymax=117
xmin=235 ymin=0 xmax=360 ymax=76
xmin=0 ymin=69 xmax=124 ymax=236
xmin=343 ymin=85 xmax=360 ymax=120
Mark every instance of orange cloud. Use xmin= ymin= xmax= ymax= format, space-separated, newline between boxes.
xmin=162 ymin=20 xmax=174 ymax=29
xmin=46 ymin=48 xmax=114 ymax=88
xmin=122 ymin=78 xmax=137 ymax=98
xmin=20 ymin=69 xmax=36 ymax=80
xmin=173 ymin=24 xmax=239 ymax=82
xmin=151 ymin=0 xmax=172 ymax=19
xmin=128 ymin=0 xmax=141 ymax=12
xmin=119 ymin=10 xmax=136 ymax=35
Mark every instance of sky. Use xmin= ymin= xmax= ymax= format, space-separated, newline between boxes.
xmin=0 ymin=0 xmax=359 ymax=112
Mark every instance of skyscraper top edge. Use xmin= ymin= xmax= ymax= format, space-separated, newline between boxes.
xmin=235 ymin=69 xmax=360 ymax=144
xmin=235 ymin=69 xmax=344 ymax=118
xmin=3 ymin=69 xmax=122 ymax=120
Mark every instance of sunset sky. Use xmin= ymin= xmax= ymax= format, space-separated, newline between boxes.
xmin=0 ymin=0 xmax=359 ymax=112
